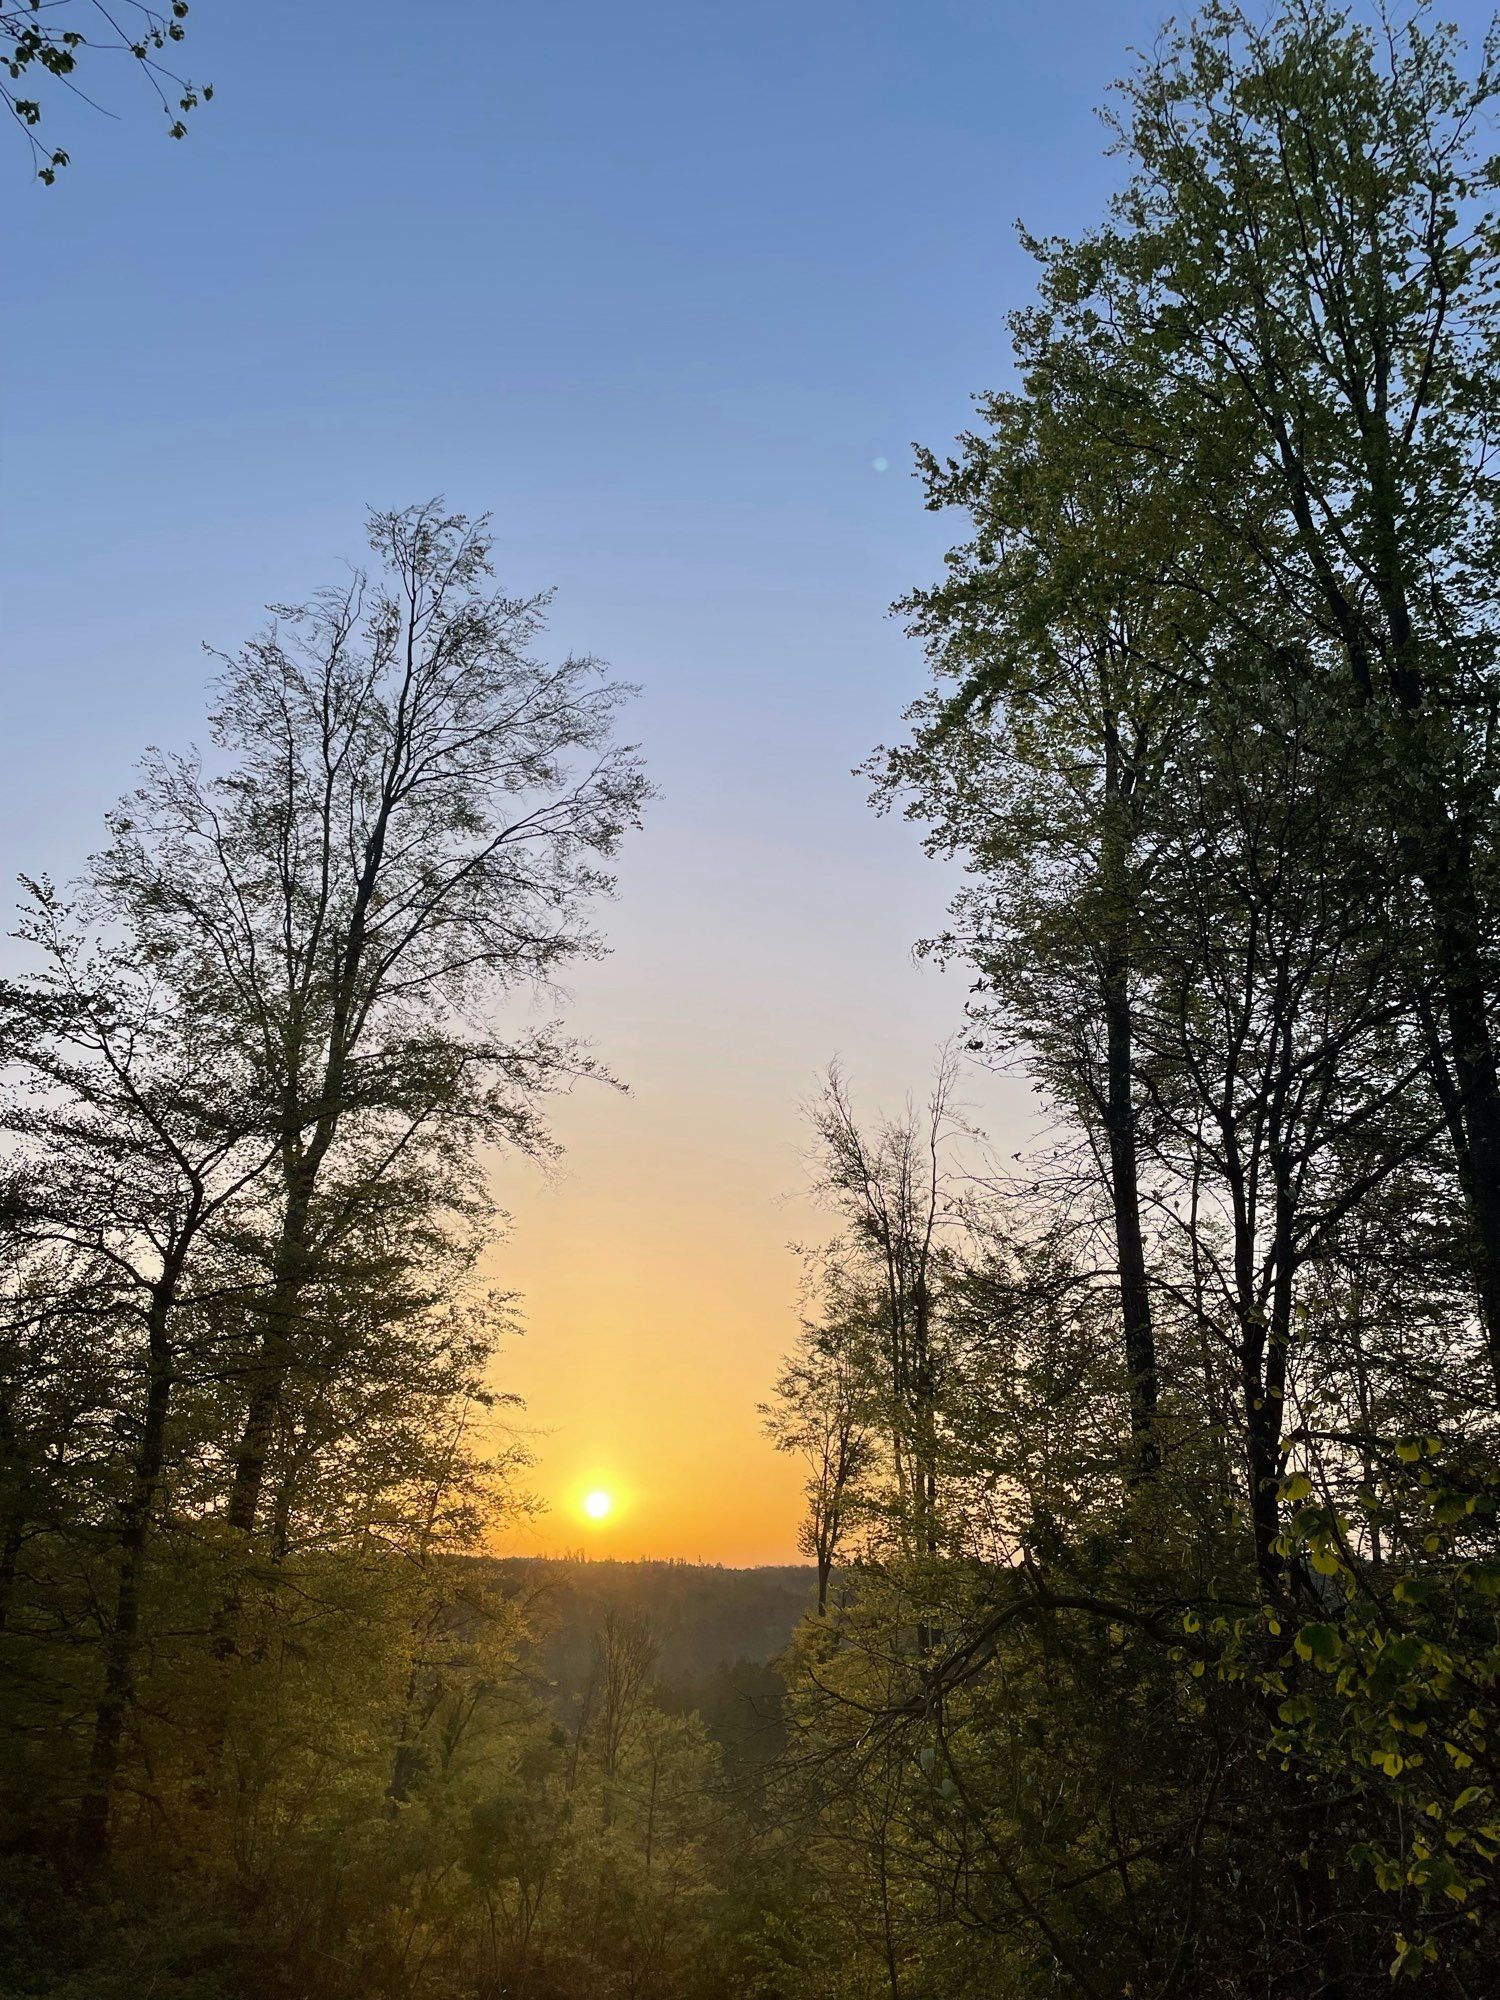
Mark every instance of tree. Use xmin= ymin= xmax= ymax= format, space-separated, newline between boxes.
xmin=87 ymin=502 xmax=649 ymax=1593
xmin=0 ymin=882 xmax=278 ymax=1855
xmin=762 ymin=1251 xmax=875 ymax=1615
xmin=0 ymin=501 xmax=651 ymax=1863
xmin=813 ymin=12 xmax=1500 ymax=1991
xmin=805 ymin=1061 xmax=961 ymax=1599
xmin=875 ymin=366 xmax=1215 ymax=1475
xmin=1026 ymin=0 xmax=1500 ymax=1388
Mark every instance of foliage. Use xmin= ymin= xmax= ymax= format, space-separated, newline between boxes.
xmin=3 ymin=1 xmax=209 ymax=181
xmin=766 ymin=7 xmax=1500 ymax=1994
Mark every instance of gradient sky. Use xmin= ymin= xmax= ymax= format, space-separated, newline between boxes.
xmin=10 ymin=1 xmax=1488 ymax=1562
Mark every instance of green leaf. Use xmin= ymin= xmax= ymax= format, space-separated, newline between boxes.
xmin=1294 ymin=1623 xmax=1341 ymax=1666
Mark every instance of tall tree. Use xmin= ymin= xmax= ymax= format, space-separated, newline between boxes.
xmin=806 ymin=1062 xmax=958 ymax=1591
xmin=875 ymin=370 xmax=1215 ymax=1473
xmin=1025 ymin=0 xmax=1500 ymax=1386
xmin=87 ymin=502 xmax=650 ymax=1580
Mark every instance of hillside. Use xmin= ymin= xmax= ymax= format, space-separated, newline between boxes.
xmin=483 ymin=1558 xmax=814 ymax=1784
xmin=486 ymin=1556 xmax=814 ymax=1684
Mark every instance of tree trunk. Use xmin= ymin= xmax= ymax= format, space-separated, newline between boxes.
xmin=76 ymin=1288 xmax=176 ymax=1859
xmin=0 ymin=1412 xmax=30 ymax=1636
xmin=1242 ymin=1339 xmax=1283 ymax=1599
xmin=1102 ymin=958 xmax=1158 ymax=1472
xmin=1421 ymin=833 xmax=1500 ymax=1396
xmin=224 ymin=1179 xmax=313 ymax=1541
xmin=1099 ymin=741 xmax=1158 ymax=1474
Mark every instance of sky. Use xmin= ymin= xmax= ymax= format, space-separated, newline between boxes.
xmin=10 ymin=0 xmax=1493 ymax=1563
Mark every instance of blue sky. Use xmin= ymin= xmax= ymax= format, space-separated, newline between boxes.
xmin=5 ymin=0 xmax=1173 ymax=858
xmin=10 ymin=0 xmax=1491 ymax=1558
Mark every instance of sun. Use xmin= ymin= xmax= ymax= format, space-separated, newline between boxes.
xmin=582 ymin=1488 xmax=613 ymax=1522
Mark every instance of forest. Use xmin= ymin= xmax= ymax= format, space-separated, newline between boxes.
xmin=5 ymin=1 xmax=1500 ymax=1994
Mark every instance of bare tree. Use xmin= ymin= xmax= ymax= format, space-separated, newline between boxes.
xmin=806 ymin=1058 xmax=963 ymax=1615
xmin=762 ymin=1253 xmax=876 ymax=1614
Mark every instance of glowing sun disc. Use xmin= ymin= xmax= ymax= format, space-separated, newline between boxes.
xmin=583 ymin=1489 xmax=613 ymax=1521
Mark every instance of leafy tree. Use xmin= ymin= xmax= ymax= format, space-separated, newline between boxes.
xmin=792 ymin=13 xmax=1500 ymax=1995
xmin=804 ymin=1061 xmax=962 ymax=1598
xmin=875 ymin=359 xmax=1214 ymax=1474
xmin=762 ymin=1248 xmax=877 ymax=1615
xmin=1026 ymin=0 xmax=1500 ymax=1389
xmin=87 ymin=502 xmax=648 ymax=1594
xmin=0 ymin=502 xmax=653 ymax=1876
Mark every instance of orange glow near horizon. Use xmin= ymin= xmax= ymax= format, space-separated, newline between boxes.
xmin=470 ymin=843 xmax=1030 ymax=1571
xmin=472 ymin=952 xmax=1031 ymax=1568
xmin=481 ymin=1068 xmax=817 ymax=1567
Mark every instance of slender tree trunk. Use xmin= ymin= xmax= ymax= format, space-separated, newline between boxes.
xmin=219 ymin=781 xmax=389 ymax=1545
xmin=224 ymin=1177 xmax=314 ymax=1540
xmin=76 ymin=1284 xmax=177 ymax=1859
xmin=0 ymin=1516 xmax=25 ymax=1638
xmin=1242 ymin=1337 xmax=1283 ymax=1598
xmin=1243 ymin=1185 xmax=1297 ymax=1601
xmin=1099 ymin=751 xmax=1158 ymax=1473
xmin=1422 ymin=843 xmax=1500 ymax=1394
xmin=910 ymin=1283 xmax=937 ymax=1654
xmin=198 ymin=1182 xmax=317 ymax=1812
xmin=1102 ymin=959 xmax=1158 ymax=1471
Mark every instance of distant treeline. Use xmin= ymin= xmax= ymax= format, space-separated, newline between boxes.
xmin=489 ymin=1557 xmax=813 ymax=1693
xmin=487 ymin=1557 xmax=808 ymax=1804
